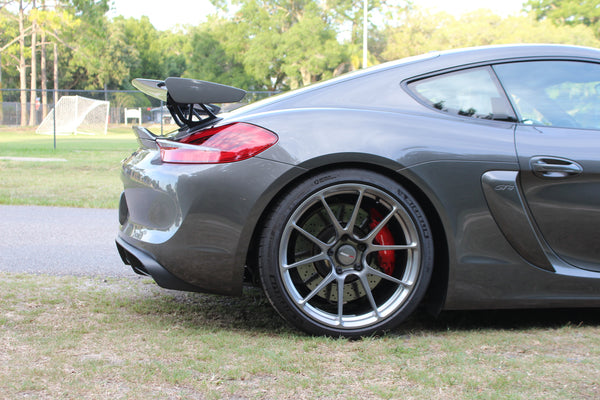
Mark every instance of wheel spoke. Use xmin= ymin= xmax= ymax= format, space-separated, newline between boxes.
xmin=283 ymin=252 xmax=328 ymax=270
xmin=319 ymin=194 xmax=344 ymax=236
xmin=359 ymin=274 xmax=381 ymax=319
xmin=299 ymin=272 xmax=335 ymax=305
xmin=345 ymin=188 xmax=365 ymax=233
xmin=363 ymin=206 xmax=398 ymax=243
xmin=369 ymin=242 xmax=417 ymax=252
xmin=366 ymin=265 xmax=411 ymax=288
xmin=337 ymin=276 xmax=345 ymax=324
xmin=292 ymin=222 xmax=330 ymax=250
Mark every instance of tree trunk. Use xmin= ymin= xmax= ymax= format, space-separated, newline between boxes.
xmin=29 ymin=0 xmax=38 ymax=126
xmin=40 ymin=0 xmax=47 ymax=119
xmin=19 ymin=0 xmax=28 ymax=126
xmin=41 ymin=30 xmax=47 ymax=119
xmin=53 ymin=42 xmax=58 ymax=109
xmin=0 ymin=52 xmax=3 ymax=124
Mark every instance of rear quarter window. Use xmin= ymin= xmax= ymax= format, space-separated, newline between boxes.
xmin=407 ymin=67 xmax=516 ymax=122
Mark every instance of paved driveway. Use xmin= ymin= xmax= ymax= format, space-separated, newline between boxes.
xmin=0 ymin=205 xmax=136 ymax=277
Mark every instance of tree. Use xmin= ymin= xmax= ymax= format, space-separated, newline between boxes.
xmin=37 ymin=3 xmax=78 ymax=118
xmin=526 ymin=0 xmax=600 ymax=36
xmin=382 ymin=7 xmax=454 ymax=60
xmin=157 ymin=30 xmax=187 ymax=78
xmin=209 ymin=0 xmax=348 ymax=90
xmin=115 ymin=16 xmax=162 ymax=81
xmin=17 ymin=0 xmax=30 ymax=125
xmin=382 ymin=7 xmax=600 ymax=61
xmin=28 ymin=0 xmax=36 ymax=125
xmin=326 ymin=0 xmax=397 ymax=67
xmin=0 ymin=5 xmax=22 ymax=123
xmin=279 ymin=7 xmax=347 ymax=88
xmin=61 ymin=11 xmax=137 ymax=90
xmin=0 ymin=0 xmax=111 ymax=125
xmin=183 ymin=22 xmax=255 ymax=87
xmin=39 ymin=0 xmax=47 ymax=117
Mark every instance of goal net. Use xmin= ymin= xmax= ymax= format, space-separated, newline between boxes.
xmin=36 ymin=95 xmax=110 ymax=135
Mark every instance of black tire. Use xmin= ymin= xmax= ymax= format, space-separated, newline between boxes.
xmin=258 ymin=168 xmax=434 ymax=337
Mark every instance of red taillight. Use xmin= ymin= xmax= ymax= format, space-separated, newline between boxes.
xmin=156 ymin=123 xmax=278 ymax=164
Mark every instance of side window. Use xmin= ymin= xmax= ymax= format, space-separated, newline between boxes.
xmin=494 ymin=61 xmax=600 ymax=130
xmin=407 ymin=67 xmax=516 ymax=121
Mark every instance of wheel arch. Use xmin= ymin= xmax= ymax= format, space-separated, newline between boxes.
xmin=245 ymin=160 xmax=449 ymax=316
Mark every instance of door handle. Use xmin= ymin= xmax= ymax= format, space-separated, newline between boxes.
xmin=530 ymin=156 xmax=583 ymax=178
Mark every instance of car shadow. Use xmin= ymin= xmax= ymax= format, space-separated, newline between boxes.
xmin=125 ymin=282 xmax=600 ymax=338
xmin=125 ymin=285 xmax=298 ymax=335
xmin=399 ymin=307 xmax=600 ymax=335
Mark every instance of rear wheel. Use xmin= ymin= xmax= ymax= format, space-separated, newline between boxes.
xmin=258 ymin=169 xmax=434 ymax=337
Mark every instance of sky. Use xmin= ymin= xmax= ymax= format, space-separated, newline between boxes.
xmin=109 ymin=0 xmax=528 ymax=32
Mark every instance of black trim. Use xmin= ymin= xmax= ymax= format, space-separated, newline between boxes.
xmin=166 ymin=93 xmax=222 ymax=129
xmin=115 ymin=236 xmax=205 ymax=293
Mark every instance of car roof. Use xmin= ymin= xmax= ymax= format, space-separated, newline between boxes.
xmin=228 ymin=44 xmax=600 ymax=117
xmin=326 ymin=44 xmax=600 ymax=82
xmin=417 ymin=44 xmax=600 ymax=69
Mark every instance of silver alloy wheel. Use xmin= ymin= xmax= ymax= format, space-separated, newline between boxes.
xmin=278 ymin=183 xmax=421 ymax=330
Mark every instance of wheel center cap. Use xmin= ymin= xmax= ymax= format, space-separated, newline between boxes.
xmin=336 ymin=244 xmax=357 ymax=266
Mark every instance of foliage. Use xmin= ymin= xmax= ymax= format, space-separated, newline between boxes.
xmin=526 ymin=0 xmax=600 ymax=34
xmin=69 ymin=17 xmax=139 ymax=89
xmin=0 ymin=7 xmax=20 ymax=87
xmin=209 ymin=0 xmax=349 ymax=90
xmin=183 ymin=21 xmax=257 ymax=88
xmin=383 ymin=7 xmax=600 ymax=61
xmin=157 ymin=30 xmax=188 ymax=79
xmin=327 ymin=0 xmax=395 ymax=47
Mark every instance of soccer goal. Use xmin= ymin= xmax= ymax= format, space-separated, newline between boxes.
xmin=36 ymin=95 xmax=110 ymax=135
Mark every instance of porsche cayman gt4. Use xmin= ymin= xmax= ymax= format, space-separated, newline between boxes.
xmin=116 ymin=44 xmax=600 ymax=337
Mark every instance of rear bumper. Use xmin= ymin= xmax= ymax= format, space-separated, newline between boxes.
xmin=116 ymin=236 xmax=203 ymax=292
xmin=117 ymin=147 xmax=302 ymax=296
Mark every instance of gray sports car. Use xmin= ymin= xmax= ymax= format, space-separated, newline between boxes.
xmin=116 ymin=44 xmax=600 ymax=337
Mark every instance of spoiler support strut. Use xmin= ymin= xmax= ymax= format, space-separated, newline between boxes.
xmin=132 ymin=77 xmax=247 ymax=130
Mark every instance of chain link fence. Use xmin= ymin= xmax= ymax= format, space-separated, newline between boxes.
xmin=0 ymin=89 xmax=278 ymax=128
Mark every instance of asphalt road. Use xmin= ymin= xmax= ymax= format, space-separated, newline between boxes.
xmin=0 ymin=205 xmax=136 ymax=277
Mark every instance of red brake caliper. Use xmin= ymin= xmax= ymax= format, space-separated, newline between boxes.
xmin=369 ymin=208 xmax=396 ymax=275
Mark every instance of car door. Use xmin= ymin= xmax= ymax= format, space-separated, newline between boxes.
xmin=494 ymin=60 xmax=600 ymax=272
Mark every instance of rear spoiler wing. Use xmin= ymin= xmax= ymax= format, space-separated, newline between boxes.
xmin=132 ymin=77 xmax=246 ymax=129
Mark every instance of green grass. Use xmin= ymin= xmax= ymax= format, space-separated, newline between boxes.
xmin=0 ymin=126 xmax=138 ymax=208
xmin=1 ymin=272 xmax=599 ymax=399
